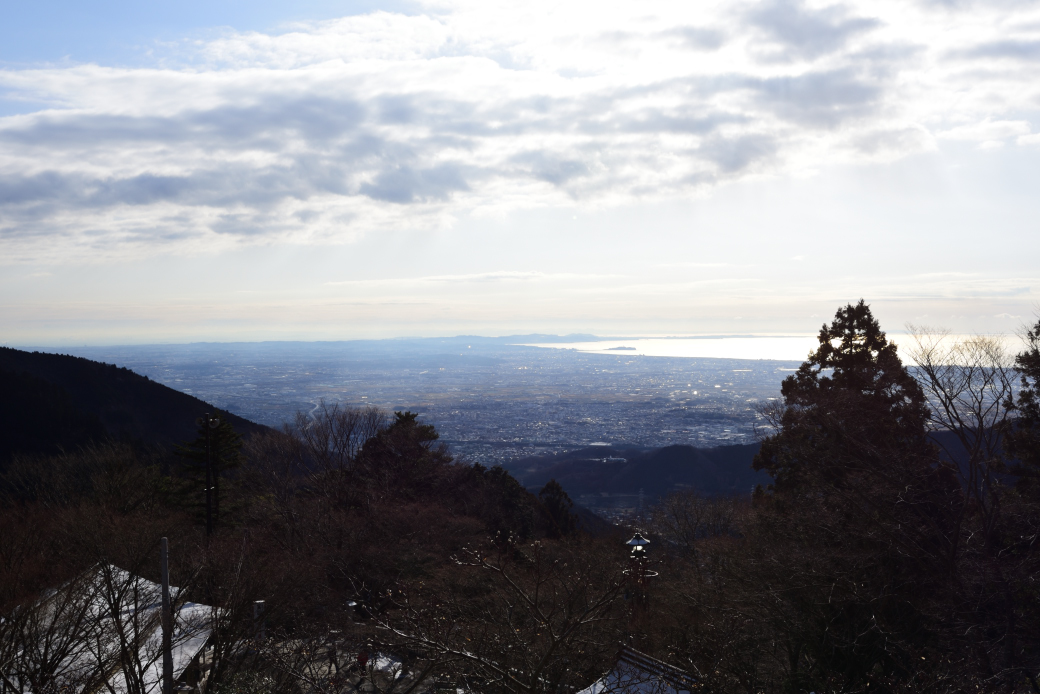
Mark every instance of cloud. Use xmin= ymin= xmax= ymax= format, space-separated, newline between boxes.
xmin=662 ymin=26 xmax=728 ymax=51
xmin=698 ymin=133 xmax=778 ymax=173
xmin=938 ymin=120 xmax=1031 ymax=142
xmin=359 ymin=164 xmax=472 ymax=203
xmin=747 ymin=0 xmax=880 ymax=60
xmin=748 ymin=67 xmax=883 ymax=127
xmin=955 ymin=39 xmax=1040 ymax=61
xmin=325 ymin=271 xmax=583 ymax=286
xmin=1 ymin=0 xmax=1040 ymax=260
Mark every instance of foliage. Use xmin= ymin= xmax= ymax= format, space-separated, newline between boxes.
xmin=754 ymin=299 xmax=933 ymax=491
xmin=538 ymin=479 xmax=577 ymax=538
xmin=174 ymin=410 xmax=244 ymax=529
xmin=1009 ymin=318 xmax=1040 ymax=498
xmin=10 ymin=310 xmax=1040 ymax=693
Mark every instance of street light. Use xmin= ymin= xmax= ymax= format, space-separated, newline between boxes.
xmin=624 ymin=532 xmax=657 ymax=613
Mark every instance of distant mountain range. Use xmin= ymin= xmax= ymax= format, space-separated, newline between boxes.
xmin=0 ymin=347 xmax=268 ymax=463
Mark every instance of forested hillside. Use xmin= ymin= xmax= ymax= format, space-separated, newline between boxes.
xmin=0 ymin=347 xmax=267 ymax=462
xmin=507 ymin=442 xmax=769 ymax=499
xmin=4 ymin=302 xmax=1040 ymax=693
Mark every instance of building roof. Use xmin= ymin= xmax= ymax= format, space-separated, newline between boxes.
xmin=4 ymin=564 xmax=215 ymax=694
xmin=576 ymin=646 xmax=696 ymax=694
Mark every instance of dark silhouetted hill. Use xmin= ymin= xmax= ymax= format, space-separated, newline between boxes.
xmin=0 ymin=347 xmax=267 ymax=463
xmin=504 ymin=430 xmax=992 ymax=505
xmin=504 ymin=443 xmax=769 ymax=501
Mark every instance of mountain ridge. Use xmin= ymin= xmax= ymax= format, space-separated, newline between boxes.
xmin=0 ymin=346 xmax=268 ymax=463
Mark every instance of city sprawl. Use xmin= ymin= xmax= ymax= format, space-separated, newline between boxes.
xmin=61 ymin=337 xmax=800 ymax=463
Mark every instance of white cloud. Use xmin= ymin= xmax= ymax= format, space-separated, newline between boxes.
xmin=2 ymin=0 xmax=1040 ymax=261
xmin=326 ymin=270 xmax=550 ymax=286
xmin=938 ymin=119 xmax=1031 ymax=142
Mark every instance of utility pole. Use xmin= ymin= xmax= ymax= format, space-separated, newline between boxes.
xmin=160 ymin=537 xmax=173 ymax=694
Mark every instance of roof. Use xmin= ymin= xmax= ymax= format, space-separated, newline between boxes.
xmin=575 ymin=646 xmax=696 ymax=694
xmin=3 ymin=564 xmax=215 ymax=694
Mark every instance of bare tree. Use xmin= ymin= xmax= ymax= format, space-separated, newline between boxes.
xmin=251 ymin=624 xmax=441 ymax=694
xmin=905 ymin=327 xmax=1018 ymax=531
xmin=375 ymin=538 xmax=628 ymax=694
xmin=0 ymin=569 xmax=109 ymax=693
xmin=651 ymin=491 xmax=738 ymax=554
xmin=290 ymin=401 xmax=388 ymax=477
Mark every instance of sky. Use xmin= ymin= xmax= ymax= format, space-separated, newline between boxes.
xmin=1 ymin=0 xmax=1039 ymax=346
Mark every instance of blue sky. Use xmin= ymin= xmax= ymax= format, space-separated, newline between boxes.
xmin=0 ymin=1 xmax=410 ymax=68
xmin=1 ymin=0 xmax=1039 ymax=346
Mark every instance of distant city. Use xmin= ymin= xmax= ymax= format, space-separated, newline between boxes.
xmin=55 ymin=337 xmax=801 ymax=464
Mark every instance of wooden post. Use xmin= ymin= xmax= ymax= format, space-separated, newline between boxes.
xmin=161 ymin=537 xmax=173 ymax=694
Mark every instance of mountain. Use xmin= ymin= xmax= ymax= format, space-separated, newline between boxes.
xmin=504 ymin=443 xmax=769 ymax=501
xmin=0 ymin=347 xmax=268 ymax=463
xmin=506 ymin=429 xmax=998 ymax=506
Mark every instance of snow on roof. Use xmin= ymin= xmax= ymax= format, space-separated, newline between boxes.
xmin=576 ymin=647 xmax=696 ymax=694
xmin=4 ymin=564 xmax=216 ymax=694
xmin=108 ymin=599 xmax=213 ymax=694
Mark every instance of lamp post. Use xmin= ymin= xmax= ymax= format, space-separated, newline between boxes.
xmin=160 ymin=537 xmax=174 ymax=694
xmin=624 ymin=532 xmax=657 ymax=617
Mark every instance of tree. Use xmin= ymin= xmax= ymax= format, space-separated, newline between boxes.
xmin=538 ymin=480 xmax=576 ymax=539
xmin=377 ymin=538 xmax=627 ymax=694
xmin=1008 ymin=318 xmax=1040 ymax=498
xmin=754 ymin=300 xmax=933 ymax=491
xmin=355 ymin=411 xmax=453 ymax=503
xmin=750 ymin=301 xmax=962 ymax=689
xmin=906 ymin=327 xmax=1017 ymax=532
xmin=175 ymin=411 xmax=244 ymax=531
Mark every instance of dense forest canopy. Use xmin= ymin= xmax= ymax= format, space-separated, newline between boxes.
xmin=3 ymin=301 xmax=1040 ymax=693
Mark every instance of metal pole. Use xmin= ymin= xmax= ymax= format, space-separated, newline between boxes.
xmin=161 ymin=537 xmax=173 ymax=694
xmin=253 ymin=600 xmax=266 ymax=640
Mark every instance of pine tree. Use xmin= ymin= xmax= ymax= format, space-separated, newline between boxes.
xmin=1009 ymin=318 xmax=1040 ymax=498
xmin=754 ymin=299 xmax=933 ymax=491
xmin=750 ymin=301 xmax=958 ymax=687
xmin=174 ymin=411 xmax=243 ymax=532
xmin=539 ymin=479 xmax=576 ymax=538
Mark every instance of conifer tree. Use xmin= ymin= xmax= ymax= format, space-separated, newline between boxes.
xmin=174 ymin=411 xmax=243 ymax=531
xmin=538 ymin=479 xmax=576 ymax=538
xmin=754 ymin=299 xmax=933 ymax=490
xmin=1009 ymin=318 xmax=1040 ymax=498
xmin=750 ymin=301 xmax=957 ymax=688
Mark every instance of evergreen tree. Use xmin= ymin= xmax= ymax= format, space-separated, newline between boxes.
xmin=539 ymin=479 xmax=576 ymax=538
xmin=174 ymin=411 xmax=243 ymax=531
xmin=1009 ymin=318 xmax=1040 ymax=498
xmin=754 ymin=299 xmax=933 ymax=491
xmin=355 ymin=411 xmax=453 ymax=501
xmin=750 ymin=301 xmax=958 ymax=688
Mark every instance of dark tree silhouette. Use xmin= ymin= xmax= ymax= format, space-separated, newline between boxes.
xmin=754 ymin=299 xmax=933 ymax=491
xmin=174 ymin=411 xmax=243 ymax=530
xmin=538 ymin=479 xmax=576 ymax=538
xmin=1009 ymin=318 xmax=1040 ymax=498
xmin=749 ymin=301 xmax=963 ymax=689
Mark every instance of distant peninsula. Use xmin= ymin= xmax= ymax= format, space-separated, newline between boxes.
xmin=605 ymin=346 xmax=636 ymax=351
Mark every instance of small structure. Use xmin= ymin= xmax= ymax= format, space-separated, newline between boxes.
xmin=576 ymin=646 xmax=696 ymax=694
xmin=1 ymin=565 xmax=215 ymax=694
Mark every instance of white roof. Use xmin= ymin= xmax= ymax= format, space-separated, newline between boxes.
xmin=576 ymin=647 xmax=695 ymax=694
xmin=5 ymin=564 xmax=215 ymax=694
